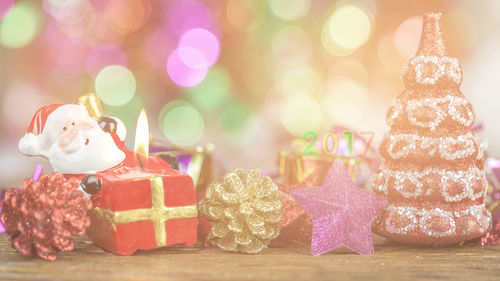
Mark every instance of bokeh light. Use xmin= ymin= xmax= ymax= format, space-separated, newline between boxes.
xmin=275 ymin=66 xmax=321 ymax=97
xmin=187 ymin=66 xmax=231 ymax=111
xmin=321 ymin=25 xmax=354 ymax=56
xmin=0 ymin=0 xmax=14 ymax=20
xmin=95 ymin=65 xmax=136 ymax=106
xmin=272 ymin=26 xmax=312 ymax=67
xmin=86 ymin=44 xmax=128 ymax=78
xmin=178 ymin=28 xmax=220 ymax=68
xmin=144 ymin=28 xmax=176 ymax=69
xmin=280 ymin=95 xmax=324 ymax=137
xmin=105 ymin=0 xmax=151 ymax=34
xmin=158 ymin=100 xmax=192 ymax=132
xmin=322 ymin=77 xmax=369 ymax=126
xmin=48 ymin=0 xmax=79 ymax=7
xmin=337 ymin=0 xmax=377 ymax=16
xmin=52 ymin=37 xmax=90 ymax=74
xmin=55 ymin=5 xmax=96 ymax=38
xmin=378 ymin=33 xmax=405 ymax=74
xmin=443 ymin=9 xmax=478 ymax=51
xmin=163 ymin=0 xmax=216 ymax=38
xmin=2 ymin=82 xmax=45 ymax=134
xmin=0 ymin=2 xmax=40 ymax=49
xmin=43 ymin=0 xmax=90 ymax=25
xmin=326 ymin=5 xmax=372 ymax=50
xmin=221 ymin=116 xmax=259 ymax=146
xmin=45 ymin=19 xmax=67 ymax=46
xmin=226 ymin=0 xmax=266 ymax=31
xmin=393 ymin=16 xmax=422 ymax=59
xmin=102 ymin=95 xmax=144 ymax=147
xmin=219 ymin=103 xmax=257 ymax=145
xmin=220 ymin=103 xmax=251 ymax=132
xmin=268 ymin=0 xmax=311 ymax=21
xmin=329 ymin=59 xmax=369 ymax=84
xmin=162 ymin=104 xmax=204 ymax=146
xmin=3 ymin=0 xmax=498 ymax=190
xmin=167 ymin=48 xmax=208 ymax=87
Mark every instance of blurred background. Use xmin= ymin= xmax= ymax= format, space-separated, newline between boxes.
xmin=0 ymin=0 xmax=499 ymax=186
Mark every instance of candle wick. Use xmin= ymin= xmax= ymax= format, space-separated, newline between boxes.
xmin=137 ymin=154 xmax=145 ymax=171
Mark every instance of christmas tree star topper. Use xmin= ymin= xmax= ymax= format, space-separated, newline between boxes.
xmin=291 ymin=159 xmax=387 ymax=255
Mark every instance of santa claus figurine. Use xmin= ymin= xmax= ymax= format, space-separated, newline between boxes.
xmin=16 ymin=94 xmax=198 ymax=256
xmin=18 ymin=93 xmax=178 ymax=195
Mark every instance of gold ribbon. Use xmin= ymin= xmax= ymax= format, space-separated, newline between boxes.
xmin=76 ymin=92 xmax=104 ymax=120
xmin=93 ymin=176 xmax=198 ymax=247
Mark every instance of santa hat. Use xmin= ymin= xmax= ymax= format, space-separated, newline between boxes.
xmin=18 ymin=104 xmax=64 ymax=156
xmin=18 ymin=104 xmax=127 ymax=156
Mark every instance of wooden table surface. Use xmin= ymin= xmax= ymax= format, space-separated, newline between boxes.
xmin=0 ymin=234 xmax=499 ymax=281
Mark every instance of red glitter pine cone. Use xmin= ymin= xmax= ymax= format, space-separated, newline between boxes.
xmin=0 ymin=173 xmax=92 ymax=261
xmin=479 ymin=220 xmax=500 ymax=246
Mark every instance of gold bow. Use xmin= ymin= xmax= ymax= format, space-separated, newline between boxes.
xmin=76 ymin=92 xmax=104 ymax=120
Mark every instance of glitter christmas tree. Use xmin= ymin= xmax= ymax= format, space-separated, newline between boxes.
xmin=370 ymin=13 xmax=491 ymax=246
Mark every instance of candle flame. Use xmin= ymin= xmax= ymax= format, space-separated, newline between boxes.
xmin=134 ymin=108 xmax=149 ymax=159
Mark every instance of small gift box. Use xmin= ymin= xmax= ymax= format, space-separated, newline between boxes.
xmin=86 ymin=165 xmax=198 ymax=255
xmin=150 ymin=140 xmax=216 ymax=198
xmin=279 ymin=151 xmax=361 ymax=186
xmin=278 ymin=126 xmax=382 ymax=188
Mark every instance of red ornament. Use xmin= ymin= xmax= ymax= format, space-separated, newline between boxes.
xmin=0 ymin=173 xmax=92 ymax=261
xmin=479 ymin=221 xmax=500 ymax=246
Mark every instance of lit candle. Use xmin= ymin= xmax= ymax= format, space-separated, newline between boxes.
xmin=134 ymin=109 xmax=149 ymax=169
xmin=86 ymin=108 xmax=199 ymax=256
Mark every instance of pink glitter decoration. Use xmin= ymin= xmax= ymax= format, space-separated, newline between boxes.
xmin=32 ymin=164 xmax=43 ymax=181
xmin=291 ymin=159 xmax=387 ymax=255
xmin=86 ymin=44 xmax=128 ymax=78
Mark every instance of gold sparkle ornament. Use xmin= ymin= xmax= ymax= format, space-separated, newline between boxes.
xmin=199 ymin=168 xmax=282 ymax=253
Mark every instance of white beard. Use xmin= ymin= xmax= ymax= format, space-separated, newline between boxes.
xmin=47 ymin=127 xmax=126 ymax=174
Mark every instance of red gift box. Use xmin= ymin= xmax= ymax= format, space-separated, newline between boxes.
xmin=86 ymin=166 xmax=198 ymax=255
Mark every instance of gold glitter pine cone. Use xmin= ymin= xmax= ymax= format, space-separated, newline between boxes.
xmin=199 ymin=168 xmax=282 ymax=253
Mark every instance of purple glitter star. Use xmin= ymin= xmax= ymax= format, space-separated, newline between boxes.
xmin=291 ymin=159 xmax=387 ymax=255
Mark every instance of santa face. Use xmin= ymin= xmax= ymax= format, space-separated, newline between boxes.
xmin=58 ymin=118 xmax=95 ymax=153
xmin=40 ymin=105 xmax=125 ymax=174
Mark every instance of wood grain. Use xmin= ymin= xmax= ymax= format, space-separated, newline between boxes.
xmin=0 ymin=234 xmax=499 ymax=281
